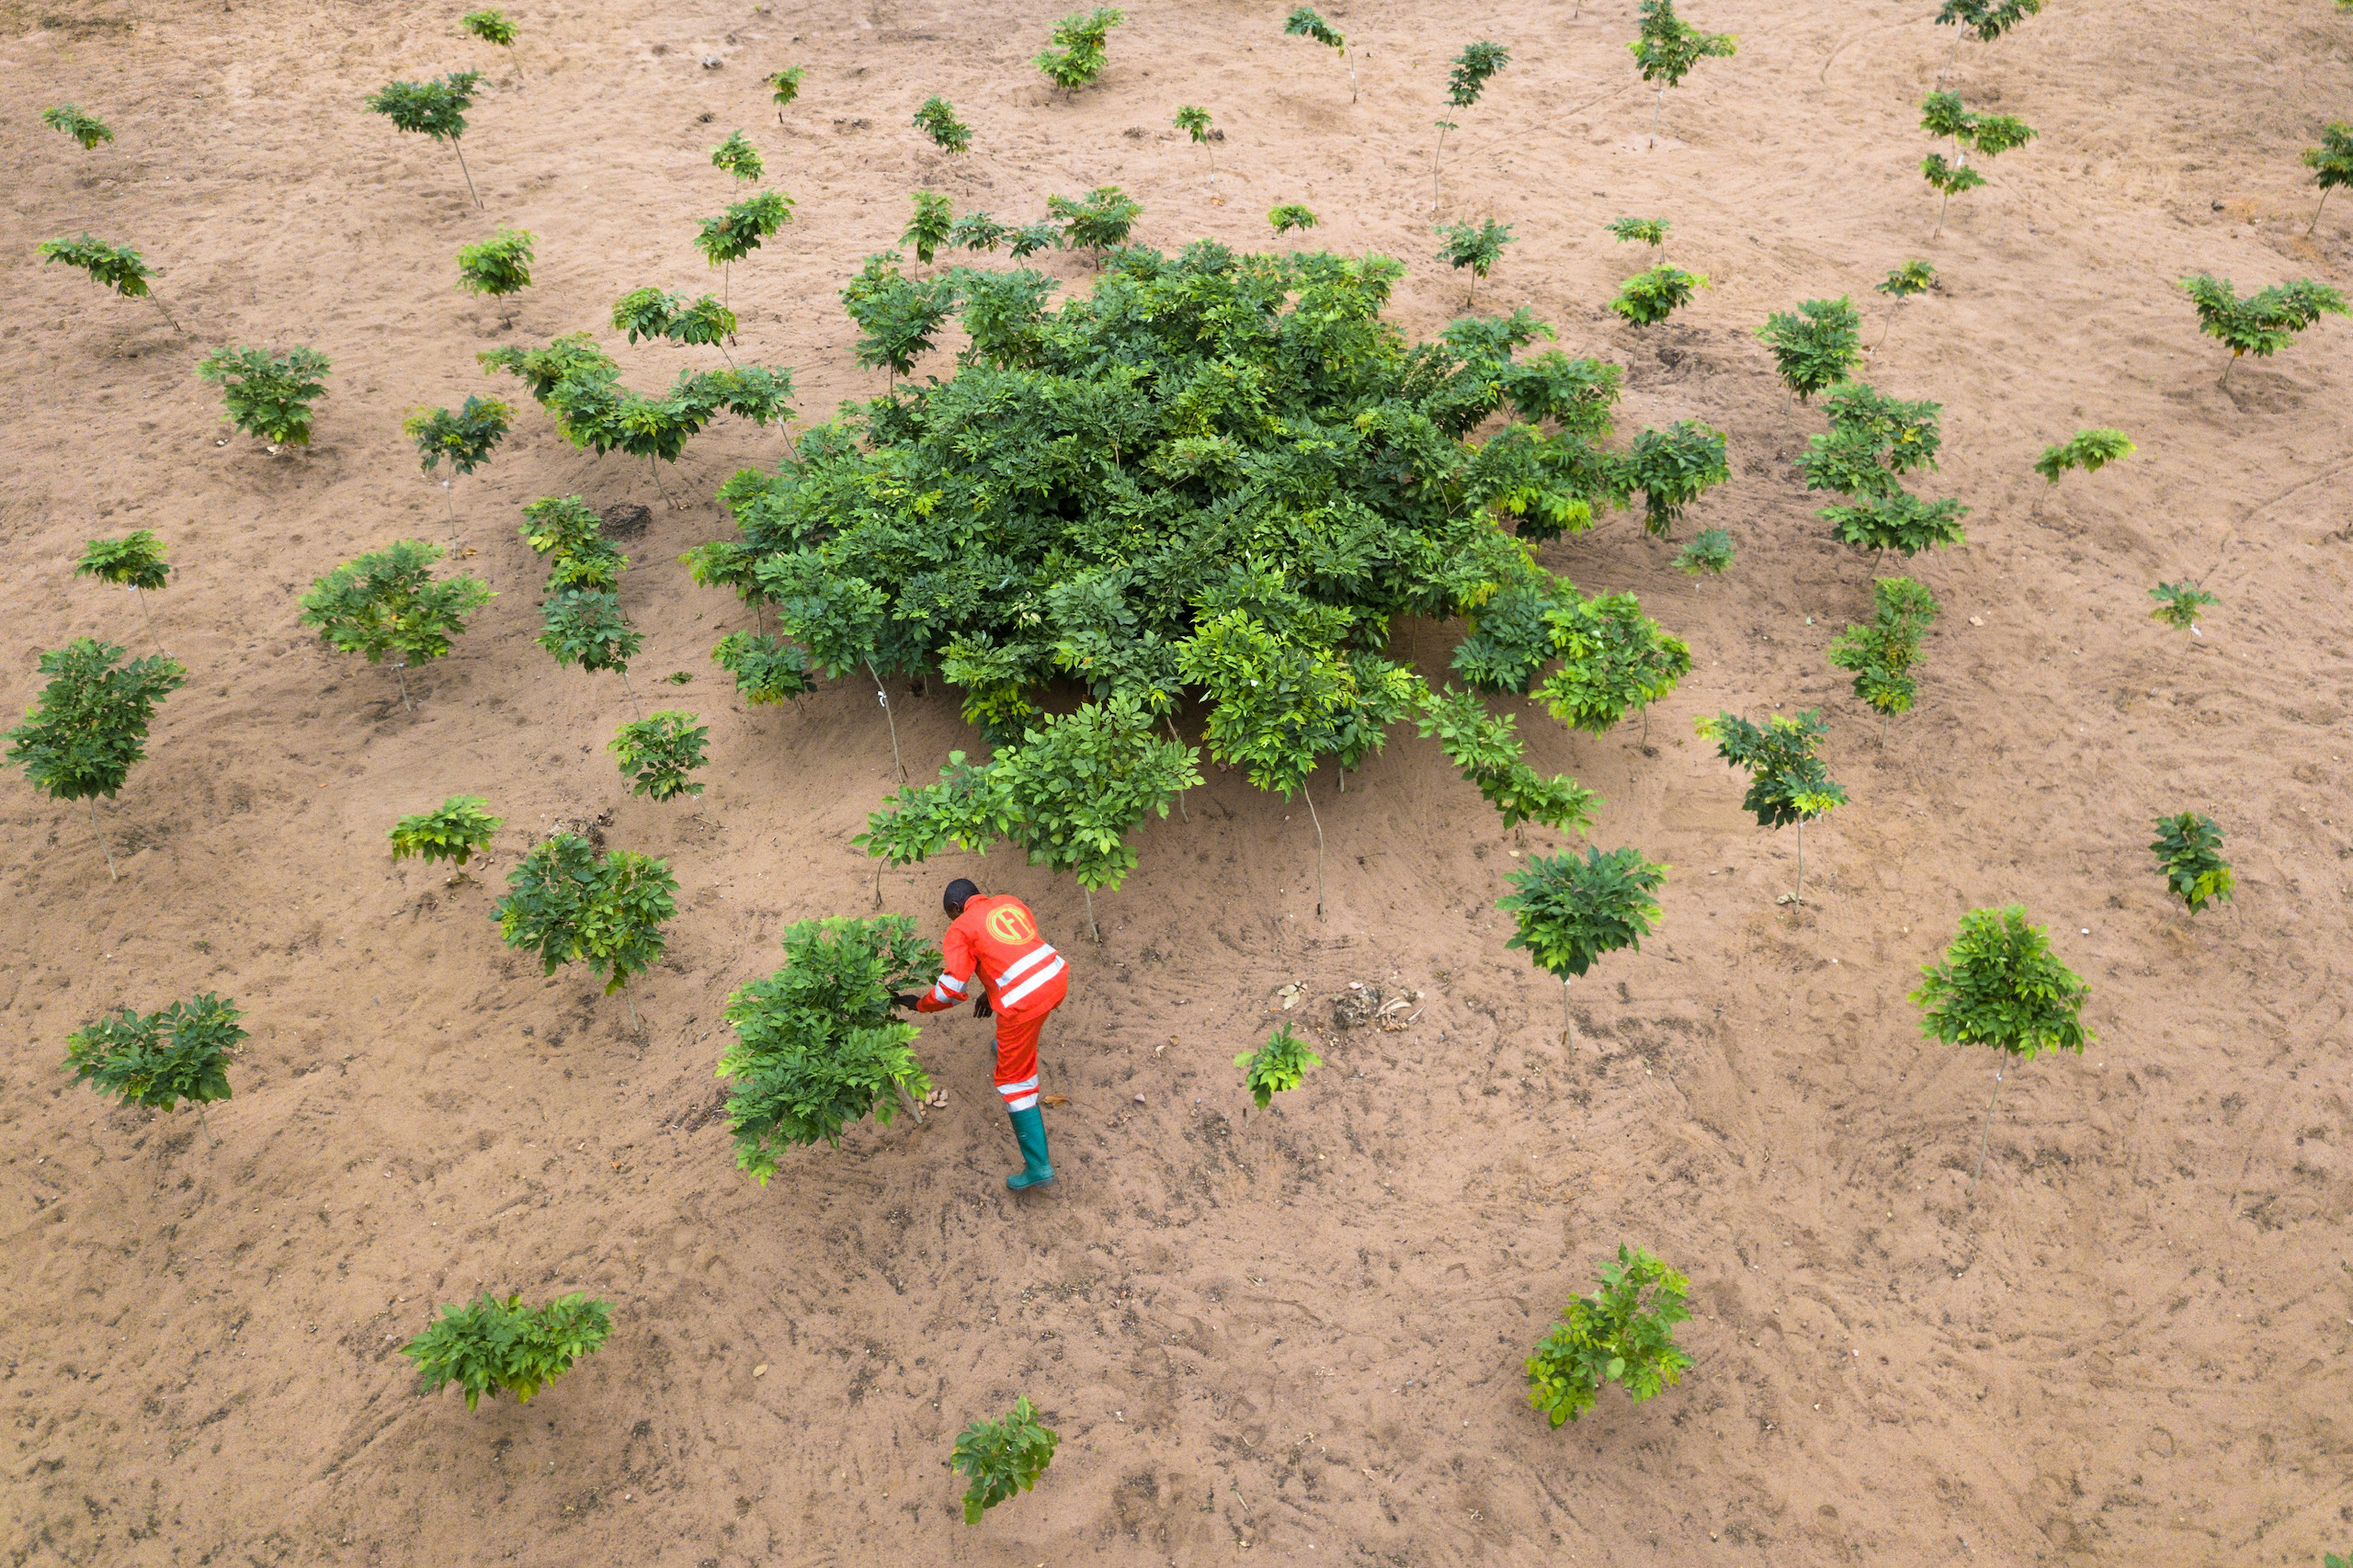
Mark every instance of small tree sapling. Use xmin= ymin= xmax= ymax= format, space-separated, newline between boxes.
xmin=1174 ymin=105 xmax=1217 ymax=188
xmin=1697 ymin=709 xmax=1846 ymax=905
xmin=1676 ymin=528 xmax=1733 ymax=577
xmin=1435 ymin=219 xmax=1513 ymax=306
xmin=952 ymin=1397 xmax=1059 ymax=1525
xmin=198 ymin=345 xmax=330 ymax=449
xmin=404 ymin=1294 xmax=611 ymax=1410
xmin=1871 ymin=259 xmax=1936 ymax=350
xmin=1431 ymin=40 xmax=1510 ymax=209
xmin=1935 ymin=0 xmax=2042 ymax=46
xmin=1826 ymin=575 xmax=1938 ymax=741
xmin=539 ymin=588 xmax=644 ymax=710
xmin=609 ymin=710 xmax=710 ymax=801
xmin=948 ymin=210 xmax=1009 ymax=252
xmin=612 ymin=286 xmax=684 ymax=344
xmin=404 ymin=394 xmax=514 ymax=549
xmin=1821 ymin=493 xmax=1969 ymax=556
xmin=1607 ymin=217 xmax=1669 ymax=253
xmin=2148 ymin=580 xmax=2216 ymax=631
xmin=1912 ymin=905 xmax=2089 ymax=1194
xmin=1268 ymin=203 xmax=1319 ymax=235
xmin=38 ymin=235 xmax=178 ymax=330
xmin=710 ymin=129 xmax=764 ymax=182
xmin=914 ymin=96 xmax=972 ymax=159
xmin=2179 ymin=273 xmax=2349 ymax=386
xmin=455 ymin=228 xmax=534 ymax=320
xmin=5 ymin=637 xmax=186 ymax=881
xmin=1048 ymin=185 xmax=1142 ymax=262
xmin=390 ymin=795 xmax=503 ymax=868
xmin=300 ymin=540 xmax=494 ymax=710
xmin=902 ymin=190 xmax=955 ymax=273
xmin=666 ymin=295 xmax=738 ymax=362
xmin=1498 ymin=845 xmax=1666 ymax=1044
xmin=2151 ymin=812 xmax=2233 ymax=917
xmin=2033 ymin=427 xmax=2133 ymax=484
xmin=1756 ymin=297 xmax=1861 ymax=403
xmin=42 ymin=105 xmax=114 ymax=150
xmin=364 ymin=71 xmax=487 ymax=208
xmin=2304 ymin=121 xmax=2353 ymax=233
xmin=696 ymin=189 xmax=795 ymax=303
xmin=1526 ymin=1245 xmax=1693 ymax=1426
xmin=1537 ymin=591 xmax=1695 ymax=743
xmin=65 ymin=994 xmax=246 ymax=1140
xmin=75 ymin=530 xmax=173 ymax=652
xmin=1609 ymin=264 xmax=1709 ymax=326
xmin=1236 ymin=1022 xmax=1322 ymax=1108
xmin=717 ymin=915 xmax=941 ymax=1176
xmin=1006 ymin=220 xmax=1065 ymax=258
xmin=711 ymin=631 xmax=814 ymax=706
xmin=766 ymin=65 xmax=805 ymax=123
xmin=1620 ymin=420 xmax=1729 ymax=537
xmin=1284 ymin=7 xmax=1356 ymax=102
xmin=462 ymin=9 xmax=519 ymax=75
xmin=1630 ymin=0 xmax=1735 ymax=148
xmin=1418 ymin=687 xmax=1603 ymax=840
xmin=1035 ymin=7 xmax=1123 ymax=99
xmin=1919 ymin=154 xmax=1986 ymax=237
xmin=494 ymin=834 xmax=677 ymax=1024
xmin=841 ymin=252 xmax=956 ymax=384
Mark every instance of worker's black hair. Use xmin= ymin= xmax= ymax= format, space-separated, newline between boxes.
xmin=943 ymin=878 xmax=981 ymax=916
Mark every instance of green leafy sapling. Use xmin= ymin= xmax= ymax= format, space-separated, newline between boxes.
xmin=1871 ymin=259 xmax=1936 ymax=350
xmin=1918 ymin=93 xmax=2035 ymax=235
xmin=1435 ymin=219 xmax=1513 ymax=306
xmin=710 ymin=129 xmax=764 ymax=182
xmin=462 ymin=9 xmax=519 ymax=75
xmin=1822 ymin=493 xmax=1969 ymax=556
xmin=2033 ymin=427 xmax=2134 ymax=484
xmin=301 ymin=540 xmax=494 ymax=711
xmin=42 ymin=105 xmax=114 ymax=150
xmin=1912 ymin=905 xmax=2089 ymax=1194
xmin=1285 ymin=7 xmax=1356 ymax=101
xmin=1175 ymin=105 xmax=1218 ymax=188
xmin=696 ymin=189 xmax=795 ymax=302
xmin=1630 ymin=0 xmax=1735 ymax=148
xmin=5 ymin=638 xmax=186 ymax=881
xmin=1826 ymin=575 xmax=1938 ymax=742
xmin=1935 ymin=0 xmax=2043 ymax=46
xmin=1676 ymin=528 xmax=1733 ymax=578
xmin=1268 ymin=203 xmax=1319 ymax=235
xmin=2150 ymin=812 xmax=2233 ymax=917
xmin=38 ymin=235 xmax=178 ymax=330
xmin=710 ymin=631 xmax=814 ymax=706
xmin=404 ymin=394 xmax=514 ymax=548
xmin=902 ymin=189 xmax=955 ymax=273
xmin=1498 ymin=845 xmax=1666 ymax=1043
xmin=404 ymin=1294 xmax=610 ymax=1410
xmin=718 ymin=915 xmax=940 ymax=1174
xmin=197 ymin=345 xmax=330 ymax=449
xmin=65 ymin=994 xmax=246 ymax=1140
xmin=1756 ymin=297 xmax=1861 ymax=402
xmin=364 ymin=71 xmax=487 ymax=208
xmin=2304 ymin=122 xmax=2353 ymax=234
xmin=1620 ymin=420 xmax=1729 ymax=538
xmin=1697 ymin=709 xmax=1846 ymax=905
xmin=949 ymin=210 xmax=1010 ymax=252
xmin=841 ymin=252 xmax=956 ymax=383
xmin=1048 ymin=185 xmax=1142 ymax=262
xmin=2179 ymin=273 xmax=2349 ymax=386
xmin=1007 ymin=220 xmax=1065 ymax=258
xmin=1607 ymin=217 xmax=1669 ymax=253
xmin=390 ymin=795 xmax=503 ymax=869
xmin=1415 ymin=687 xmax=1603 ymax=840
xmin=914 ymin=96 xmax=972 ymax=158
xmin=1610 ymin=264 xmax=1709 ymax=326
xmin=539 ymin=589 xmax=644 ymax=711
xmin=953 ymin=1397 xmax=1059 ymax=1525
xmin=609 ymin=710 xmax=710 ymax=801
xmin=1527 ymin=1245 xmax=1693 ymax=1426
xmin=1036 ymin=7 xmax=1123 ymax=98
xmin=766 ymin=65 xmax=805 ymax=123
xmin=75 ymin=531 xmax=173 ymax=652
xmin=1236 ymin=1022 xmax=1322 ymax=1109
xmin=2148 ymin=580 xmax=2216 ymax=631
xmin=1431 ymin=40 xmax=1510 ymax=209
xmin=1537 ymin=591 xmax=1694 ymax=743
xmin=1919 ymin=153 xmax=1986 ymax=236
xmin=494 ymin=834 xmax=677 ymax=1024
xmin=455 ymin=228 xmax=534 ymax=318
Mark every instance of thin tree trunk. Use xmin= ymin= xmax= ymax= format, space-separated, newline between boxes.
xmin=1431 ymin=127 xmax=1448 ymax=211
xmin=1083 ymin=884 xmax=1099 ymax=942
xmin=2312 ymin=187 xmax=2333 ymax=236
xmin=394 ymin=665 xmax=412 ymax=712
xmin=1934 ymin=188 xmax=1950 ymax=238
xmin=146 ymin=295 xmax=182 ymax=333
xmin=1165 ymin=713 xmax=1188 ymax=822
xmin=445 ymin=479 xmax=460 ymax=554
xmin=88 ymin=795 xmax=118 ymax=882
xmin=618 ymin=667 xmax=643 ymax=720
xmin=134 ymin=587 xmax=165 ymax=655
xmin=2220 ymin=352 xmax=2237 ymax=389
xmin=871 ymin=858 xmax=884 ymax=910
xmin=893 ymin=1078 xmax=926 ymax=1125
xmin=866 ymin=658 xmax=905 ymax=782
xmin=452 ymin=140 xmax=482 ymax=210
xmin=625 ymin=991 xmax=637 ymax=1033
xmin=1347 ymin=55 xmax=1357 ymax=103
xmin=1301 ymin=777 xmax=1327 ymax=920
xmin=1795 ymin=819 xmax=1805 ymax=906
xmin=1968 ymin=1064 xmax=2006 ymax=1197
xmin=1563 ymin=975 xmax=1574 ymax=1047
xmin=650 ymin=456 xmax=675 ymax=506
xmin=198 ymin=1104 xmax=216 ymax=1147
xmin=1652 ymin=87 xmax=1662 ymax=149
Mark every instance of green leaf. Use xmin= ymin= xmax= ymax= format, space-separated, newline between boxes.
xmin=390 ymin=795 xmax=504 ymax=866
xmin=1497 ymin=846 xmax=1666 ymax=981
xmin=299 ymin=540 xmax=494 ymax=673
xmin=952 ymin=1395 xmax=1060 ymax=1525
xmin=197 ymin=345 xmax=331 ymax=446
xmin=1911 ymin=906 xmax=2091 ymax=1059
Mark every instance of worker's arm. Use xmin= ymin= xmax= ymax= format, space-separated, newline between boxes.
xmin=914 ymin=923 xmax=979 ymax=1014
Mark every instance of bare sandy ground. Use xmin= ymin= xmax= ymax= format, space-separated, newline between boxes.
xmin=4 ymin=0 xmax=2350 ymax=1564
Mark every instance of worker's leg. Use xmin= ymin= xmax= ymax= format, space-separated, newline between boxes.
xmin=994 ymin=1010 xmax=1053 ymax=1190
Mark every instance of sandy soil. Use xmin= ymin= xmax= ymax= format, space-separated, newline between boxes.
xmin=5 ymin=0 xmax=2352 ymax=1563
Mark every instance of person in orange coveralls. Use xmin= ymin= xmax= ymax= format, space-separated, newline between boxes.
xmin=894 ymin=879 xmax=1065 ymax=1190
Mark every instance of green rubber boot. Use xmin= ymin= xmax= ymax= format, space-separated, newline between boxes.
xmin=1006 ymin=1106 xmax=1054 ymax=1191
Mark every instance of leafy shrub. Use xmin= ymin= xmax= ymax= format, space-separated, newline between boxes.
xmin=1006 ymin=220 xmax=1065 ymax=258
xmin=456 ymin=227 xmax=533 ymax=297
xmin=1237 ymin=1022 xmax=1322 ymax=1108
xmin=696 ymin=189 xmax=796 ymax=278
xmin=1756 ymin=298 xmax=1860 ymax=402
xmin=404 ymin=395 xmax=512 ymax=478
xmin=2034 ymin=427 xmax=2133 ymax=483
xmin=915 ymin=97 xmax=971 ymax=156
xmin=610 ymin=710 xmax=710 ymax=801
xmin=1629 ymin=0 xmax=1734 ymax=143
xmin=539 ymin=588 xmax=642 ymax=676
xmin=1622 ymin=420 xmax=1728 ymax=536
xmin=717 ymin=915 xmax=938 ymax=1179
xmin=365 ymin=72 xmax=487 ymax=205
xmin=404 ymin=1294 xmax=610 ymax=1410
xmin=1536 ymin=591 xmax=1693 ymax=739
xmin=1268 ymin=203 xmax=1319 ymax=234
xmin=1607 ymin=217 xmax=1667 ymax=249
xmin=1610 ymin=263 xmax=1708 ymax=326
xmin=300 ymin=540 xmax=493 ymax=706
xmin=953 ymin=1396 xmax=1059 ymax=1524
xmin=1827 ymin=575 xmax=1938 ymax=735
xmin=4 ymin=637 xmax=185 ymax=879
xmin=2180 ymin=273 xmax=2347 ymax=384
xmin=1914 ymin=906 xmax=2090 ymax=1058
xmin=841 ymin=252 xmax=957 ymax=381
xmin=1416 ymin=687 xmax=1600 ymax=836
xmin=708 ymin=129 xmax=763 ymax=184
xmin=482 ymin=333 xmax=792 ymax=495
xmin=1801 ymin=381 xmax=1955 ymax=548
xmin=1936 ymin=0 xmax=2042 ymax=44
xmin=76 ymin=531 xmax=171 ymax=594
xmin=1435 ymin=219 xmax=1513 ymax=305
xmin=2148 ymin=580 xmax=2216 ymax=630
xmin=1036 ymin=7 xmax=1122 ymax=97
xmin=903 ymin=190 xmax=955 ymax=270
xmin=1501 ymin=845 xmax=1665 ymax=1040
xmin=766 ymin=65 xmax=804 ymax=122
xmin=1527 ymin=1245 xmax=1693 ymax=1426
xmin=1698 ymin=710 xmax=1844 ymax=902
xmin=949 ymin=210 xmax=1009 ymax=252
xmin=1048 ymin=185 xmax=1142 ymax=259
xmin=494 ymin=835 xmax=677 ymax=994
xmin=66 ymin=994 xmax=245 ymax=1114
xmin=463 ymin=8 xmax=516 ymax=48
xmin=2151 ymin=812 xmax=2233 ymax=915
xmin=2304 ymin=121 xmax=2352 ymax=233
xmin=1820 ymin=492 xmax=1968 ymax=556
xmin=1284 ymin=6 xmax=1355 ymax=101
xmin=198 ymin=346 xmax=330 ymax=447
xmin=711 ymin=631 xmax=815 ymax=706
xmin=1877 ymin=259 xmax=1936 ymax=301
xmin=38 ymin=236 xmax=159 ymax=313
xmin=390 ymin=796 xmax=503 ymax=866
xmin=1447 ymin=40 xmax=1511 ymax=107
xmin=42 ymin=105 xmax=113 ymax=150
xmin=1675 ymin=528 xmax=1733 ymax=576
xmin=520 ymin=494 xmax=621 ymax=588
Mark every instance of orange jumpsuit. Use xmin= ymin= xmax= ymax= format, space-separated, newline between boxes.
xmin=915 ymin=893 xmax=1067 ymax=1112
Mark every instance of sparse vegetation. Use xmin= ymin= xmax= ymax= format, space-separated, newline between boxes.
xmin=39 ymin=235 xmax=176 ymax=329
xmin=494 ymin=834 xmax=677 ymax=1017
xmin=1630 ymin=0 xmax=1735 ymax=147
xmin=1268 ymin=203 xmax=1319 ymax=234
xmin=2148 ymin=580 xmax=2216 ymax=631
xmin=2305 ymin=121 xmax=2353 ymax=233
xmin=2151 ymin=812 xmax=2234 ymax=916
xmin=1499 ymin=845 xmax=1667 ymax=1043
xmin=1527 ymin=1245 xmax=1693 ymax=1426
xmin=74 ymin=531 xmax=173 ymax=651
xmin=1175 ymin=105 xmax=1217 ymax=188
xmin=2034 ymin=427 xmax=2134 ymax=483
xmin=65 ymin=994 xmax=246 ymax=1126
xmin=404 ymin=1293 xmax=611 ymax=1409
xmin=766 ymin=66 xmax=805 ymax=123
xmin=952 ymin=1397 xmax=1059 ymax=1525
xmin=456 ymin=227 xmax=534 ymax=305
xmin=1698 ymin=709 xmax=1846 ymax=904
xmin=1435 ymin=219 xmax=1512 ymax=306
xmin=609 ymin=710 xmax=710 ymax=801
xmin=2180 ymin=273 xmax=2348 ymax=385
xmin=1610 ymin=263 xmax=1709 ymax=326
xmin=1676 ymin=528 xmax=1733 ymax=577
xmin=1284 ymin=6 xmax=1356 ymax=102
xmin=1826 ymin=576 xmax=1938 ymax=740
xmin=390 ymin=796 xmax=503 ymax=868
xmin=298 ymin=540 xmax=494 ymax=710
xmin=365 ymin=71 xmax=487 ymax=207
xmin=1036 ymin=7 xmax=1123 ymax=98
xmin=1236 ymin=1022 xmax=1322 ymax=1108
xmin=1871 ymin=260 xmax=1936 ymax=351
xmin=710 ymin=129 xmax=764 ymax=182
xmin=198 ymin=345 xmax=331 ymax=448
xmin=5 ymin=637 xmax=186 ymax=881
xmin=42 ymin=105 xmax=114 ymax=150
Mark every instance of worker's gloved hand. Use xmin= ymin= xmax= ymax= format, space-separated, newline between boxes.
xmin=889 ymin=993 xmax=921 ymax=1010
xmin=972 ymin=994 xmax=993 ymax=1019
